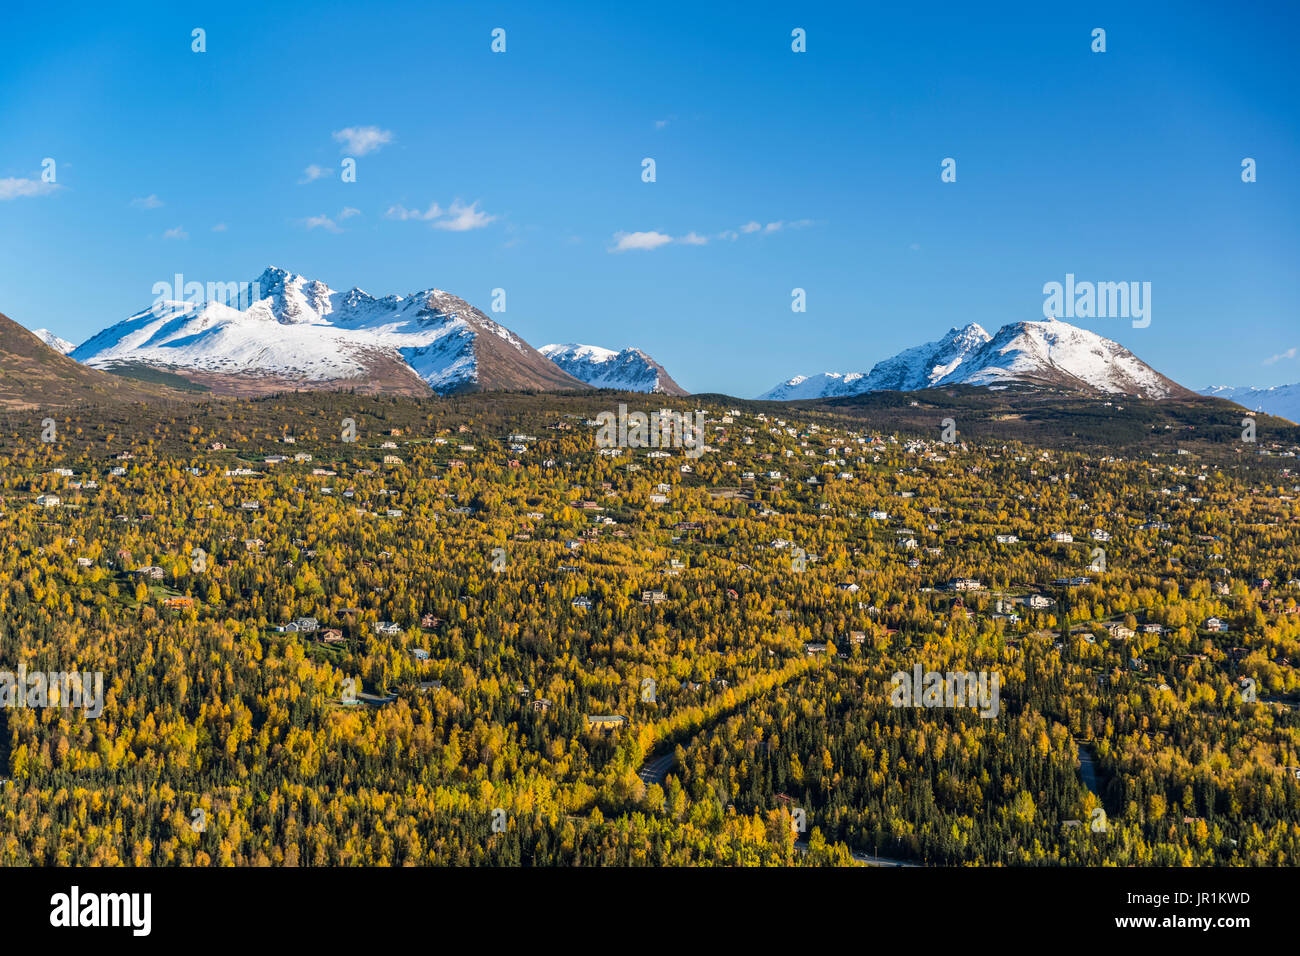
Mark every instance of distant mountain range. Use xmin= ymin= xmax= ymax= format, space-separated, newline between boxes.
xmin=11 ymin=272 xmax=1295 ymax=419
xmin=760 ymin=319 xmax=1194 ymax=401
xmin=0 ymin=310 xmax=187 ymax=409
xmin=1198 ymin=384 xmax=1300 ymax=424
xmin=68 ymin=267 xmax=587 ymax=396
xmin=539 ymin=343 xmax=687 ymax=395
xmin=32 ymin=328 xmax=74 ymax=353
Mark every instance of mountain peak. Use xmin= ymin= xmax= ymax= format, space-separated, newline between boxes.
xmin=761 ymin=317 xmax=1190 ymax=401
xmin=31 ymin=328 xmax=75 ymax=353
xmin=541 ymin=342 xmax=688 ymax=395
xmin=69 ymin=270 xmax=587 ymax=396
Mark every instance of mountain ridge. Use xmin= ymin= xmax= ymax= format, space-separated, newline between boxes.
xmin=761 ymin=318 xmax=1194 ymax=401
xmin=539 ymin=343 xmax=688 ymax=395
xmin=69 ymin=267 xmax=589 ymax=396
xmin=0 ymin=310 xmax=187 ymax=409
xmin=1198 ymin=383 xmax=1300 ymax=424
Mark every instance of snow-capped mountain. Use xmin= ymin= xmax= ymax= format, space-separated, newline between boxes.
xmin=1 ymin=310 xmax=181 ymax=408
xmin=1199 ymin=384 xmax=1300 ymax=424
xmin=760 ymin=318 xmax=1191 ymax=400
xmin=70 ymin=267 xmax=587 ymax=396
xmin=539 ymin=343 xmax=688 ymax=395
xmin=31 ymin=328 xmax=74 ymax=353
xmin=761 ymin=324 xmax=993 ymax=400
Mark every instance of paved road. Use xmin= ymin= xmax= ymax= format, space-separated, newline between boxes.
xmin=637 ymin=751 xmax=677 ymax=787
xmin=794 ymin=840 xmax=921 ymax=867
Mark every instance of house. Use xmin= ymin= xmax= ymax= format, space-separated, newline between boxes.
xmin=1091 ymin=529 xmax=1111 ymax=542
xmin=571 ymin=596 xmax=593 ymax=610
xmin=837 ymin=582 xmax=860 ymax=593
xmin=134 ymin=566 xmax=165 ymax=581
xmin=209 ymin=442 xmax=226 ymax=450
xmin=293 ymin=617 xmax=319 ymax=633
xmin=532 ymin=698 xmax=552 ymax=712
xmin=383 ymin=454 xmax=403 ymax=465
xmin=1107 ymin=623 xmax=1135 ymax=640
xmin=642 ymin=590 xmax=668 ymax=605
xmin=420 ymin=614 xmax=443 ymax=629
xmin=36 ymin=495 xmax=61 ymax=508
xmin=163 ymin=596 xmax=194 ymax=610
xmin=1051 ymin=532 xmax=1074 ymax=543
xmin=804 ymin=643 xmax=828 ymax=655
xmin=995 ymin=534 xmax=1019 ymax=544
xmin=586 ymin=715 xmax=626 ymax=734
xmin=320 ymin=629 xmax=345 ymax=644
xmin=948 ymin=578 xmax=983 ymax=592
xmin=411 ymin=648 xmax=430 ymax=661
xmin=1204 ymin=617 xmax=1227 ymax=632
xmin=240 ymin=500 xmax=260 ymax=511
xmin=373 ymin=621 xmax=401 ymax=635
xmin=1026 ymin=594 xmax=1055 ymax=610
xmin=848 ymin=631 xmax=866 ymax=644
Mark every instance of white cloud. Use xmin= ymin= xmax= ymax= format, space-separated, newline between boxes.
xmin=303 ymin=207 xmax=359 ymax=233
xmin=212 ymin=223 xmax=228 ymax=232
xmin=0 ymin=177 xmax=60 ymax=200
xmin=332 ymin=125 xmax=393 ymax=156
xmin=304 ymin=214 xmax=342 ymax=233
xmin=1263 ymin=347 xmax=1297 ymax=365
xmin=655 ymin=119 xmax=670 ymax=129
xmin=130 ymin=194 xmax=163 ymax=209
xmin=433 ymin=199 xmax=497 ymax=231
xmin=299 ymin=164 xmax=330 ymax=183
xmin=611 ymin=231 xmax=674 ymax=252
xmin=610 ymin=217 xmax=816 ymax=252
xmin=386 ymin=201 xmax=443 ymax=221
xmin=163 ymin=226 xmax=188 ymax=240
xmin=762 ymin=220 xmax=812 ymax=233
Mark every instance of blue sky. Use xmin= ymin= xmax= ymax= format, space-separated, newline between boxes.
xmin=1 ymin=0 xmax=1297 ymax=397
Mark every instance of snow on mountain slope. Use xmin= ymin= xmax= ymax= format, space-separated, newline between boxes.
xmin=539 ymin=343 xmax=688 ymax=395
xmin=759 ymin=325 xmax=992 ymax=401
xmin=70 ymin=267 xmax=586 ymax=395
xmin=760 ymin=318 xmax=1190 ymax=400
xmin=1199 ymin=384 xmax=1300 ymax=423
xmin=31 ymin=328 xmax=74 ymax=353
xmin=860 ymin=323 xmax=993 ymax=392
xmin=939 ymin=320 xmax=1190 ymax=398
xmin=759 ymin=371 xmax=872 ymax=401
